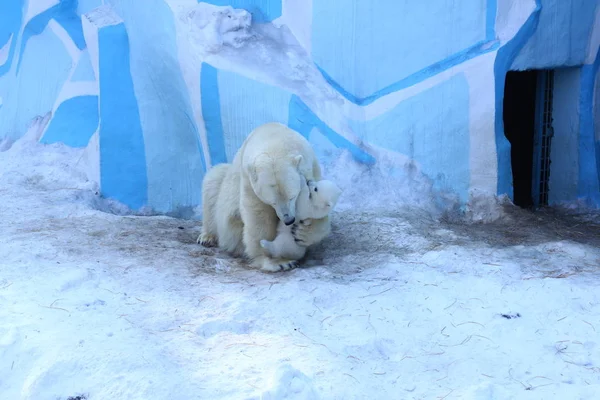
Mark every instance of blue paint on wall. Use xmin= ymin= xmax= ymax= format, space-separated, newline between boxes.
xmin=486 ymin=0 xmax=497 ymax=40
xmin=595 ymin=68 xmax=600 ymax=144
xmin=312 ymin=0 xmax=492 ymax=103
xmin=595 ymin=67 xmax=600 ymax=182
xmin=548 ymin=68 xmax=581 ymax=204
xmin=110 ymin=0 xmax=206 ymax=213
xmin=596 ymin=141 xmax=600 ymax=190
xmin=578 ymin=48 xmax=600 ymax=206
xmin=317 ymin=41 xmax=499 ymax=106
xmin=54 ymin=3 xmax=87 ymax=50
xmin=348 ymin=74 xmax=471 ymax=203
xmin=217 ymin=68 xmax=291 ymax=161
xmin=288 ymin=95 xmax=375 ymax=165
xmin=307 ymin=126 xmax=341 ymax=162
xmin=0 ymin=28 xmax=72 ymax=140
xmin=17 ymin=0 xmax=86 ymax=73
xmin=0 ymin=0 xmax=24 ymax=76
xmin=98 ymin=22 xmax=148 ymax=210
xmin=494 ymin=0 xmax=542 ymax=199
xmin=513 ymin=1 xmax=599 ymax=70
xmin=40 ymin=95 xmax=98 ymax=147
xmin=77 ymin=0 xmax=103 ymax=15
xmin=199 ymin=0 xmax=282 ymax=23
xmin=70 ymin=50 xmax=96 ymax=81
xmin=201 ymin=63 xmax=228 ymax=165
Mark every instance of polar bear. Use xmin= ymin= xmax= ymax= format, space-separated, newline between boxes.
xmin=197 ymin=163 xmax=230 ymax=247
xmin=260 ymin=179 xmax=341 ymax=260
xmin=215 ymin=122 xmax=332 ymax=272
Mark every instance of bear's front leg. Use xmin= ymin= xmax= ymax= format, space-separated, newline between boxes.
xmin=215 ymin=169 xmax=245 ymax=257
xmin=291 ymin=215 xmax=331 ymax=247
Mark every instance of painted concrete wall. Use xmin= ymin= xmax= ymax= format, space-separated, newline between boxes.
xmin=579 ymin=48 xmax=600 ymax=206
xmin=510 ymin=0 xmax=600 ymax=207
xmin=513 ymin=1 xmax=598 ymax=70
xmin=595 ymin=68 xmax=600 ymax=193
xmin=549 ymin=68 xmax=581 ymax=205
xmin=1 ymin=0 xmax=600 ymax=213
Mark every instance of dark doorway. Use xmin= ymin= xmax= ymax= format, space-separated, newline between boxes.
xmin=503 ymin=70 xmax=538 ymax=208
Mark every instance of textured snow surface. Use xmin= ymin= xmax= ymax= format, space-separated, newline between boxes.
xmin=1 ymin=120 xmax=600 ymax=399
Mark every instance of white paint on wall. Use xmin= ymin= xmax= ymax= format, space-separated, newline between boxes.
xmin=586 ymin=5 xmax=600 ymax=64
xmin=360 ymin=52 xmax=491 ymax=121
xmin=280 ymin=0 xmax=313 ymax=54
xmin=24 ymin=0 xmax=59 ymax=25
xmin=79 ymin=129 xmax=100 ymax=184
xmin=81 ymin=5 xmax=124 ymax=82
xmin=54 ymin=81 xmax=98 ymax=108
xmin=0 ymin=34 xmax=12 ymax=66
xmin=496 ymin=0 xmax=537 ymax=44
xmin=48 ymin=19 xmax=80 ymax=66
xmin=165 ymin=0 xmax=212 ymax=167
xmin=465 ymin=51 xmax=498 ymax=197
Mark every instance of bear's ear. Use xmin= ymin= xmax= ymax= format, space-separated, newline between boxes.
xmin=292 ymin=154 xmax=303 ymax=168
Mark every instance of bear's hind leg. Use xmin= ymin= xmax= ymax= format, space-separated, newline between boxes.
xmin=198 ymin=199 xmax=218 ymax=247
xmin=197 ymin=164 xmax=230 ymax=247
xmin=218 ymin=214 xmax=245 ymax=257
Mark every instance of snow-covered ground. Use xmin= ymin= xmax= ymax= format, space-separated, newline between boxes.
xmin=2 ymin=120 xmax=600 ymax=400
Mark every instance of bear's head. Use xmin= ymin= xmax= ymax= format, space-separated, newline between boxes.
xmin=249 ymin=153 xmax=305 ymax=226
xmin=306 ymin=179 xmax=342 ymax=219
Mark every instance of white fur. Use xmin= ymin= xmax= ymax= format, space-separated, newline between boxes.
xmin=260 ymin=179 xmax=341 ymax=260
xmin=212 ymin=122 xmax=331 ymax=272
xmin=197 ymin=163 xmax=230 ymax=247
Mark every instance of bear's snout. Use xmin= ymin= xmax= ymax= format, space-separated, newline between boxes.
xmin=283 ymin=215 xmax=295 ymax=226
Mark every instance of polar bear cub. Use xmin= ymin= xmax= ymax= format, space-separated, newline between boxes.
xmin=260 ymin=179 xmax=341 ymax=260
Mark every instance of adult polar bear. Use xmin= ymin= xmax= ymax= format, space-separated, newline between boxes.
xmin=214 ymin=122 xmax=331 ymax=272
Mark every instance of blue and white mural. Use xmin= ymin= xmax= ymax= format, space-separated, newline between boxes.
xmin=1 ymin=0 xmax=600 ymax=213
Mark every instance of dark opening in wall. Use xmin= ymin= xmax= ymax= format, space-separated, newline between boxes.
xmin=503 ymin=70 xmax=539 ymax=209
xmin=503 ymin=70 xmax=555 ymax=209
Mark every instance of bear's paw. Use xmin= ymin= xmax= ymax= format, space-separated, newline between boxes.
xmin=197 ymin=233 xmax=218 ymax=247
